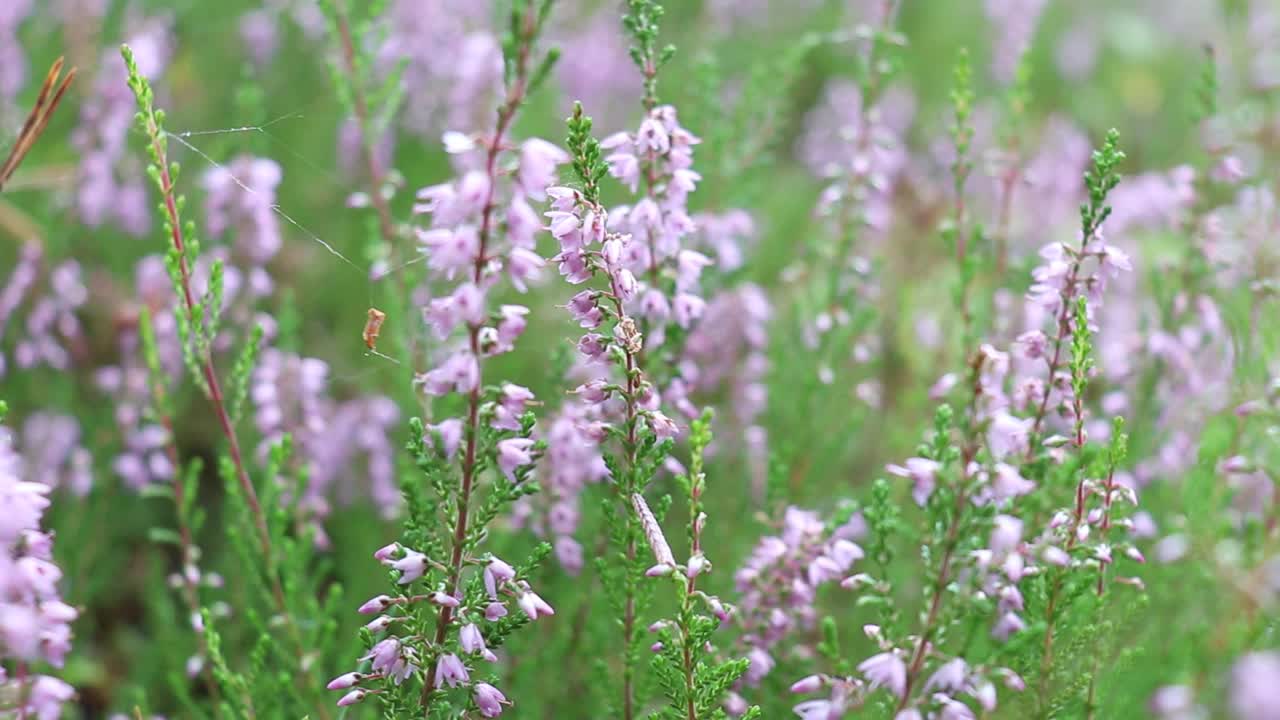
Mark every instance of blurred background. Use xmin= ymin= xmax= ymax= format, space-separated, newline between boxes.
xmin=2 ymin=0 xmax=1278 ymax=717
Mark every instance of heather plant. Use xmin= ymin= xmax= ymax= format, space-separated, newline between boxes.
xmin=2 ymin=0 xmax=1280 ymax=719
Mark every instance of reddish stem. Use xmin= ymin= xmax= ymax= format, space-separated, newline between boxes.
xmin=141 ymin=111 xmax=330 ymax=720
xmin=1025 ymin=252 xmax=1087 ymax=460
xmin=419 ymin=12 xmax=535 ymax=711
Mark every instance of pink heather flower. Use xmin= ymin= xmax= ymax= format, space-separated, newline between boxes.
xmin=1043 ymin=545 xmax=1070 ymax=566
xmin=390 ymin=549 xmax=429 ymax=584
xmin=672 ymin=292 xmax=707 ymax=328
xmin=518 ymin=139 xmax=569 ymax=199
xmin=474 ymin=682 xmax=510 ymax=717
xmin=419 ymin=352 xmax=481 ymax=396
xmin=675 ymin=249 xmax=713 ymax=290
xmin=925 ymin=658 xmax=968 ymax=693
xmin=887 ymin=457 xmax=942 ymax=506
xmin=327 ymin=672 xmax=361 ymax=690
xmin=556 ymin=248 xmax=592 ymax=284
xmin=508 ymin=196 xmax=541 ymax=248
xmin=426 ymin=418 xmax=465 ymax=459
xmin=989 ymin=412 xmax=1033 ymax=459
xmin=990 ymin=463 xmax=1035 ymax=503
xmin=336 ymin=689 xmax=367 ymax=707
xmin=492 ymin=383 xmax=536 ymax=431
xmin=992 ymin=611 xmax=1026 ymax=641
xmin=745 ymin=648 xmax=776 ymax=685
xmin=1016 ymin=330 xmax=1048 ymax=360
xmin=574 ymin=379 xmax=611 ymax=404
xmin=373 ymin=542 xmax=400 ymax=561
xmin=937 ymin=696 xmax=977 ymax=719
xmin=795 ymin=697 xmax=850 ymax=720
xmin=507 ymin=247 xmax=545 ymax=291
xmin=435 ymin=653 xmax=470 ymax=688
xmin=362 ymin=637 xmax=406 ymax=679
xmin=791 ymin=675 xmax=825 ymax=694
xmin=485 ymin=601 xmax=508 ymax=621
xmin=516 ymin=585 xmax=555 ymax=620
xmin=495 ymin=305 xmax=529 ymax=349
xmin=459 ymin=623 xmax=496 ymax=662
xmin=358 ymin=595 xmax=393 ymax=614
xmin=419 ymin=351 xmax=481 ymax=394
xmin=496 ymin=438 xmax=535 ymax=480
xmin=647 ymin=411 xmax=680 ymax=439
xmin=429 ymin=590 xmax=460 ymax=608
xmin=858 ymin=652 xmax=907 ymax=699
xmin=1149 ymin=685 xmax=1198 ymax=718
xmin=484 ymin=557 xmax=516 ymax=598
xmin=426 ymin=282 xmax=486 ymax=338
xmin=1230 ymin=652 xmax=1280 ymax=720
xmin=640 ymin=288 xmax=671 ymax=322
xmin=556 ymin=537 xmax=585 ymax=574
xmin=566 ymin=290 xmax=604 ymax=328
xmin=990 ymin=515 xmax=1023 ymax=556
xmin=25 ymin=675 xmax=76 ymax=719
xmin=577 ymin=333 xmax=609 ymax=363
xmin=417 ymin=227 xmax=480 ymax=279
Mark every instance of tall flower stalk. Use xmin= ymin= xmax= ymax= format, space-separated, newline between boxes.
xmin=327 ymin=0 xmax=563 ymax=714
xmin=122 ymin=44 xmax=332 ymax=719
xmin=551 ymin=101 xmax=681 ymax=719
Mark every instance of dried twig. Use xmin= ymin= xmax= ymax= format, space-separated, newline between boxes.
xmin=0 ymin=57 xmax=77 ymax=191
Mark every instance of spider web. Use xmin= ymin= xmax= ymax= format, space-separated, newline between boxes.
xmin=164 ymin=111 xmax=420 ymax=374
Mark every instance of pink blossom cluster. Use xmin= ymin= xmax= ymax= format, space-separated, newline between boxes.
xmin=0 ymin=244 xmax=87 ymax=380
xmin=0 ymin=421 xmax=77 ymax=719
xmin=725 ymin=506 xmax=866 ymax=713
xmin=330 ymin=550 xmax=553 ymax=714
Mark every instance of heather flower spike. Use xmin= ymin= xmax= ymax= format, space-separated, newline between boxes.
xmin=327 ymin=0 xmax=559 ymax=713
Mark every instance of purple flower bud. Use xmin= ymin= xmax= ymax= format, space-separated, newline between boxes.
xmin=687 ymin=553 xmax=708 ymax=578
xmin=336 ymin=689 xmax=367 ymax=707
xmin=327 ymin=672 xmax=361 ymax=690
xmin=646 ymin=564 xmax=675 ymax=577
xmin=358 ymin=595 xmax=393 ymax=614
xmin=790 ymin=675 xmax=824 ymax=694
xmin=429 ymin=591 xmax=460 ymax=608
xmin=373 ymin=543 xmax=401 ymax=561
xmin=485 ymin=601 xmax=508 ymax=621
xmin=516 ymin=586 xmax=554 ymax=620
